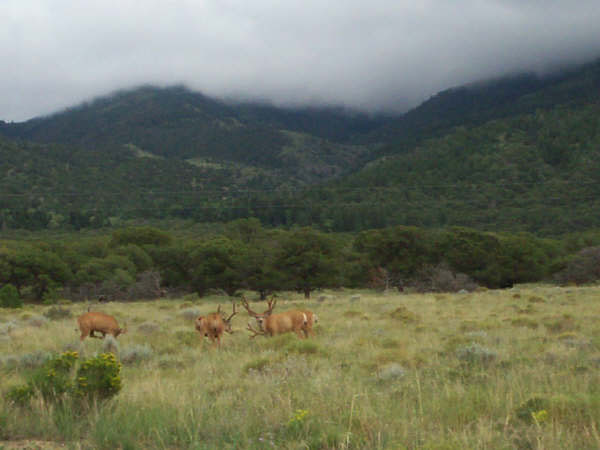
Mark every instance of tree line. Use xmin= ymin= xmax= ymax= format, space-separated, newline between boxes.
xmin=2 ymin=220 xmax=599 ymax=307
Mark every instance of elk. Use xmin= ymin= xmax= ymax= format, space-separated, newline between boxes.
xmin=77 ymin=311 xmax=126 ymax=341
xmin=302 ymin=310 xmax=318 ymax=337
xmin=195 ymin=303 xmax=237 ymax=348
xmin=241 ymin=296 xmax=314 ymax=339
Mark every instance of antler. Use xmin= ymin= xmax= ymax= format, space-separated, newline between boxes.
xmin=241 ymin=296 xmax=260 ymax=317
xmin=265 ymin=296 xmax=277 ymax=315
xmin=246 ymin=322 xmax=265 ymax=339
xmin=225 ymin=302 xmax=237 ymax=322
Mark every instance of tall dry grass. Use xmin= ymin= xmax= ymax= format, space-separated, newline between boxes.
xmin=1 ymin=286 xmax=600 ymax=449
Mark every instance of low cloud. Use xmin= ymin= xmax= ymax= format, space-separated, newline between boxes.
xmin=2 ymin=0 xmax=600 ymax=121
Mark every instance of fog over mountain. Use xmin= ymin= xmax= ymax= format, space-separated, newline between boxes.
xmin=3 ymin=0 xmax=600 ymax=121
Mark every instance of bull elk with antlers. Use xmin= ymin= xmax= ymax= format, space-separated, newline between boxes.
xmin=195 ymin=303 xmax=237 ymax=348
xmin=242 ymin=296 xmax=316 ymax=339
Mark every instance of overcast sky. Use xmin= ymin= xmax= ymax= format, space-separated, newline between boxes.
xmin=2 ymin=0 xmax=600 ymax=122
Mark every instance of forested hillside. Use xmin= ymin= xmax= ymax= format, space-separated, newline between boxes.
xmin=371 ymin=59 xmax=600 ymax=155
xmin=270 ymin=102 xmax=600 ymax=234
xmin=1 ymin=60 xmax=600 ymax=234
xmin=0 ymin=86 xmax=380 ymax=169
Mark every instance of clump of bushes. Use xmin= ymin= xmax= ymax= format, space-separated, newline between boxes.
xmin=43 ymin=306 xmax=72 ymax=320
xmin=75 ymin=353 xmax=122 ymax=400
xmin=553 ymin=246 xmax=600 ymax=285
xmin=174 ymin=330 xmax=197 ymax=346
xmin=243 ymin=357 xmax=271 ymax=374
xmin=456 ymin=343 xmax=497 ymax=366
xmin=0 ymin=320 xmax=18 ymax=335
xmin=377 ymin=363 xmax=406 ymax=381
xmin=157 ymin=354 xmax=186 ymax=369
xmin=389 ymin=306 xmax=419 ymax=323
xmin=137 ymin=321 xmax=160 ymax=334
xmin=28 ymin=351 xmax=79 ymax=402
xmin=544 ymin=314 xmax=578 ymax=334
xmin=5 ymin=351 xmax=122 ymax=407
xmin=102 ymin=335 xmax=120 ymax=354
xmin=411 ymin=264 xmax=478 ymax=293
xmin=343 ymin=310 xmax=365 ymax=319
xmin=0 ymin=284 xmax=22 ymax=309
xmin=0 ymin=351 xmax=52 ymax=370
xmin=179 ymin=308 xmax=201 ymax=321
xmin=120 ymin=344 xmax=153 ymax=364
xmin=285 ymin=340 xmax=321 ymax=355
xmin=26 ymin=315 xmax=48 ymax=328
xmin=510 ymin=317 xmax=539 ymax=329
xmin=515 ymin=397 xmax=550 ymax=424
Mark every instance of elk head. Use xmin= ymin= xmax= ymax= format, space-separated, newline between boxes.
xmin=218 ymin=303 xmax=238 ymax=334
xmin=241 ymin=296 xmax=276 ymax=331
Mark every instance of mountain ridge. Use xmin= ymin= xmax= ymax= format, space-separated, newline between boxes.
xmin=2 ymin=58 xmax=600 ymax=233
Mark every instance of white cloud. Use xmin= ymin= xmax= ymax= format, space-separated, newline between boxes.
xmin=2 ymin=0 xmax=600 ymax=121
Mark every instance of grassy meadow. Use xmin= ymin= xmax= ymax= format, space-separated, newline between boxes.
xmin=1 ymin=286 xmax=600 ymax=449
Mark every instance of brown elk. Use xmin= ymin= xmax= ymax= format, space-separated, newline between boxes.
xmin=77 ymin=311 xmax=126 ymax=341
xmin=302 ymin=310 xmax=318 ymax=337
xmin=195 ymin=303 xmax=237 ymax=348
xmin=241 ymin=296 xmax=314 ymax=339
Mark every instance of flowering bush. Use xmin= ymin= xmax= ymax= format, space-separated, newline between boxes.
xmin=4 ymin=351 xmax=122 ymax=407
xmin=30 ymin=351 xmax=78 ymax=401
xmin=75 ymin=352 xmax=122 ymax=400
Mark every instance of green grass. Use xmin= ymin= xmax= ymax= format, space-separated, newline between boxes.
xmin=2 ymin=286 xmax=600 ymax=448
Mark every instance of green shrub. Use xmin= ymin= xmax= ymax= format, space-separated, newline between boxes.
xmin=42 ymin=284 xmax=60 ymax=305
xmin=544 ymin=314 xmax=578 ymax=333
xmin=285 ymin=340 xmax=321 ymax=355
xmin=510 ymin=317 xmax=539 ymax=329
xmin=43 ymin=306 xmax=72 ymax=320
xmin=243 ymin=357 xmax=271 ymax=374
xmin=174 ymin=330 xmax=198 ymax=346
xmin=0 ymin=284 xmax=22 ymax=308
xmin=456 ymin=343 xmax=497 ymax=366
xmin=553 ymin=246 xmax=600 ymax=285
xmin=75 ymin=353 xmax=122 ymax=400
xmin=0 ymin=320 xmax=18 ymax=335
xmin=26 ymin=315 xmax=48 ymax=327
xmin=30 ymin=351 xmax=79 ymax=401
xmin=6 ymin=351 xmax=122 ymax=407
xmin=5 ymin=384 xmax=34 ymax=407
xmin=389 ymin=306 xmax=419 ymax=323
xmin=120 ymin=344 xmax=153 ymax=364
xmin=515 ymin=397 xmax=550 ymax=424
